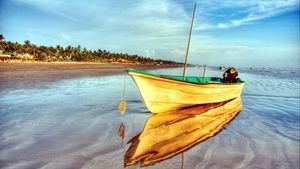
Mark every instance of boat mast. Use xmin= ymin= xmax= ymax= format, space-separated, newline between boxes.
xmin=183 ymin=1 xmax=197 ymax=79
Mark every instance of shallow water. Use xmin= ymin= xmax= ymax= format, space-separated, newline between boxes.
xmin=0 ymin=67 xmax=299 ymax=169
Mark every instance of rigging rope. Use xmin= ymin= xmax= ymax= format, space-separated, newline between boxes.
xmin=118 ymin=71 xmax=127 ymax=115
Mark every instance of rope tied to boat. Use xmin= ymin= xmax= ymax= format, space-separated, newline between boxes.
xmin=118 ymin=71 xmax=127 ymax=115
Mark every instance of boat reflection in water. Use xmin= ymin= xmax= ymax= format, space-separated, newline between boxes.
xmin=124 ymin=97 xmax=243 ymax=167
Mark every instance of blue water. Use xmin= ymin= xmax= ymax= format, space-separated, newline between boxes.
xmin=0 ymin=67 xmax=299 ymax=169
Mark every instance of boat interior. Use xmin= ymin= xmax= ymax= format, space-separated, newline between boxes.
xmin=127 ymin=68 xmax=244 ymax=84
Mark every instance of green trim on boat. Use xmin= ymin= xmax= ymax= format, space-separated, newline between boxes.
xmin=126 ymin=68 xmax=244 ymax=84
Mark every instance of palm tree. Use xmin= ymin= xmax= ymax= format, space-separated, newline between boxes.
xmin=76 ymin=45 xmax=81 ymax=52
xmin=0 ymin=34 xmax=180 ymax=64
xmin=65 ymin=45 xmax=71 ymax=59
xmin=0 ymin=35 xmax=5 ymax=53
xmin=0 ymin=34 xmax=5 ymax=41
xmin=23 ymin=40 xmax=32 ymax=55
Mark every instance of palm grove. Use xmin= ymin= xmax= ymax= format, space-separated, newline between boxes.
xmin=0 ymin=34 xmax=177 ymax=65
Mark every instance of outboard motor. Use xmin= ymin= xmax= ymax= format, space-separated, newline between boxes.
xmin=222 ymin=67 xmax=239 ymax=83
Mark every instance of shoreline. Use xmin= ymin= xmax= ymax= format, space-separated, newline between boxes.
xmin=0 ymin=62 xmax=180 ymax=90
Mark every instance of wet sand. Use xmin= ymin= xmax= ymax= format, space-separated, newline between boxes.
xmin=0 ymin=62 xmax=178 ymax=90
xmin=0 ymin=67 xmax=299 ymax=169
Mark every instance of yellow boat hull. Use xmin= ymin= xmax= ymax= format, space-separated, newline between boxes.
xmin=128 ymin=71 xmax=244 ymax=114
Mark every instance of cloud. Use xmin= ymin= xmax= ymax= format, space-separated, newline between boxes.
xmin=12 ymin=0 xmax=298 ymax=34
xmin=12 ymin=0 xmax=189 ymax=47
xmin=196 ymin=0 xmax=299 ymax=30
xmin=60 ymin=32 xmax=70 ymax=40
xmin=171 ymin=48 xmax=186 ymax=58
xmin=143 ymin=49 xmax=156 ymax=58
xmin=6 ymin=0 xmax=299 ymax=68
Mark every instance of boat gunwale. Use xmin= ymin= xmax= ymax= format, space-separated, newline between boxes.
xmin=126 ymin=68 xmax=245 ymax=86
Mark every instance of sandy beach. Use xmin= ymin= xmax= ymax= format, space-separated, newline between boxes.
xmin=0 ymin=62 xmax=178 ymax=90
xmin=0 ymin=67 xmax=299 ymax=169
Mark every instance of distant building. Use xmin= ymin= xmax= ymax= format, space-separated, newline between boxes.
xmin=16 ymin=53 xmax=34 ymax=60
xmin=0 ymin=54 xmax=11 ymax=61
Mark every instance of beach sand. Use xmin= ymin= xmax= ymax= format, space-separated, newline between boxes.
xmin=0 ymin=62 xmax=177 ymax=90
xmin=0 ymin=66 xmax=299 ymax=169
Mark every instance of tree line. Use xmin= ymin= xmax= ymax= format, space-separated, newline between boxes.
xmin=0 ymin=34 xmax=178 ymax=65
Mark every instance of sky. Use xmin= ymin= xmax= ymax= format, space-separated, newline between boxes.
xmin=0 ymin=0 xmax=299 ymax=68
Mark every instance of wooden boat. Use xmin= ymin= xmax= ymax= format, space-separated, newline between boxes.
xmin=127 ymin=68 xmax=244 ymax=114
xmin=126 ymin=1 xmax=245 ymax=114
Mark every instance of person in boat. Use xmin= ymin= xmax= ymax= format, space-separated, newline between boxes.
xmin=222 ymin=67 xmax=240 ymax=83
